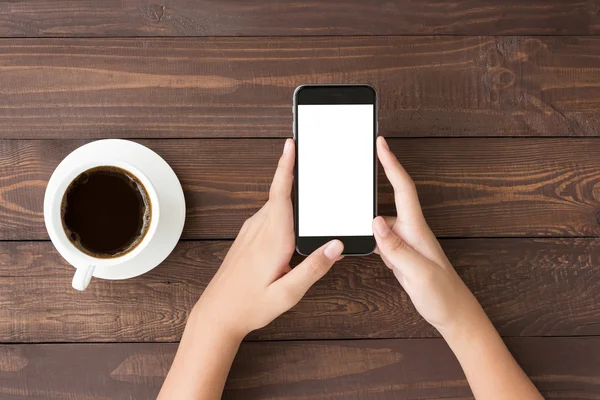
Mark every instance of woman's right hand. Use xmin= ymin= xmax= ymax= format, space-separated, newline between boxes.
xmin=373 ymin=137 xmax=486 ymax=338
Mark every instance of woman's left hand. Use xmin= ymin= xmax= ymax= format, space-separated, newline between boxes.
xmin=193 ymin=139 xmax=344 ymax=340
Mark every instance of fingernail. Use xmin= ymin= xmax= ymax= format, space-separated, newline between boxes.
xmin=379 ymin=136 xmax=390 ymax=151
xmin=373 ymin=217 xmax=391 ymax=238
xmin=324 ymin=240 xmax=344 ymax=260
xmin=283 ymin=139 xmax=292 ymax=155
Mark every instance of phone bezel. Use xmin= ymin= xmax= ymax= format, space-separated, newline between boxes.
xmin=293 ymin=84 xmax=378 ymax=256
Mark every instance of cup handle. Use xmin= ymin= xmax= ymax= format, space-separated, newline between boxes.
xmin=72 ymin=265 xmax=96 ymax=291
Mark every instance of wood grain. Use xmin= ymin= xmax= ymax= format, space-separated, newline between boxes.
xmin=1 ymin=138 xmax=599 ymax=240
xmin=1 ymin=37 xmax=600 ymax=138
xmin=0 ymin=238 xmax=598 ymax=342
xmin=1 ymin=1 xmax=599 ymax=37
xmin=0 ymin=338 xmax=598 ymax=399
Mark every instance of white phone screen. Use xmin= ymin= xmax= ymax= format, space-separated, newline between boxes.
xmin=298 ymin=104 xmax=374 ymax=237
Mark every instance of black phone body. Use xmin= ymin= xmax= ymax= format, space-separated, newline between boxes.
xmin=293 ymin=84 xmax=377 ymax=256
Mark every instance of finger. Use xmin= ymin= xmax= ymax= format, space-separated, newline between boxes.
xmin=379 ymin=252 xmax=395 ymax=271
xmin=372 ymin=216 xmax=432 ymax=281
xmin=382 ymin=215 xmax=396 ymax=228
xmin=377 ymin=137 xmax=424 ymax=225
xmin=376 ymin=139 xmax=451 ymax=267
xmin=269 ymin=240 xmax=343 ymax=309
xmin=269 ymin=139 xmax=295 ymax=201
xmin=401 ymin=223 xmax=453 ymax=270
xmin=374 ymin=214 xmax=449 ymax=270
xmin=374 ymin=216 xmax=396 ymax=255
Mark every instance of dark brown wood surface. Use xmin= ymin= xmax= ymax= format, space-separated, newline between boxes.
xmin=2 ymin=1 xmax=599 ymax=398
xmin=1 ymin=0 xmax=600 ymax=37
xmin=0 ymin=338 xmax=598 ymax=399
xmin=2 ymin=36 xmax=600 ymax=139
xmin=0 ymin=238 xmax=598 ymax=342
xmin=1 ymin=138 xmax=599 ymax=241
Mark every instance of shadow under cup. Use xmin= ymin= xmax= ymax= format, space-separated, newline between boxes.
xmin=61 ymin=166 xmax=152 ymax=259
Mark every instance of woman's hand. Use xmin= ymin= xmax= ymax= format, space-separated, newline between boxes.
xmin=159 ymin=139 xmax=344 ymax=400
xmin=374 ymin=136 xmax=543 ymax=400
xmin=194 ymin=138 xmax=344 ymax=340
xmin=373 ymin=136 xmax=484 ymax=337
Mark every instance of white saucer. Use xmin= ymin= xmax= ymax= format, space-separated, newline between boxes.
xmin=45 ymin=139 xmax=186 ymax=280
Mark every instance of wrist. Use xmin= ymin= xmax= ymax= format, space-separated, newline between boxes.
xmin=438 ymin=303 xmax=495 ymax=352
xmin=430 ymin=278 xmax=489 ymax=341
xmin=189 ymin=302 xmax=247 ymax=345
xmin=435 ymin=291 xmax=491 ymax=344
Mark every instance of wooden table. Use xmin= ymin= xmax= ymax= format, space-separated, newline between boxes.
xmin=1 ymin=1 xmax=599 ymax=399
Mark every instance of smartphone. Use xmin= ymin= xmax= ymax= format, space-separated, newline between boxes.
xmin=293 ymin=84 xmax=377 ymax=256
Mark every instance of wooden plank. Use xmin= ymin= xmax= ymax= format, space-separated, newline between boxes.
xmin=1 ymin=37 xmax=600 ymax=139
xmin=1 ymin=1 xmax=599 ymax=37
xmin=227 ymin=337 xmax=600 ymax=400
xmin=0 ymin=338 xmax=598 ymax=399
xmin=0 ymin=238 xmax=598 ymax=342
xmin=1 ymin=138 xmax=599 ymax=240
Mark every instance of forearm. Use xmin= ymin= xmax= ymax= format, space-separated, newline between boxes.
xmin=158 ymin=306 xmax=243 ymax=400
xmin=441 ymin=308 xmax=543 ymax=400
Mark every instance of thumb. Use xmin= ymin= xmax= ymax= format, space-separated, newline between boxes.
xmin=270 ymin=240 xmax=344 ymax=310
xmin=373 ymin=216 xmax=429 ymax=281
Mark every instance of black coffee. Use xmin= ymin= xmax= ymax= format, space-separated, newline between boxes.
xmin=61 ymin=166 xmax=151 ymax=258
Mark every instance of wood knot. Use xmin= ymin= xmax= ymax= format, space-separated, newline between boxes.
xmin=491 ymin=68 xmax=516 ymax=90
xmin=485 ymin=48 xmax=504 ymax=68
xmin=485 ymin=66 xmax=516 ymax=103
xmin=147 ymin=4 xmax=165 ymax=22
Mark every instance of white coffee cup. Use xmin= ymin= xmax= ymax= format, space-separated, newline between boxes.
xmin=44 ymin=159 xmax=160 ymax=291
